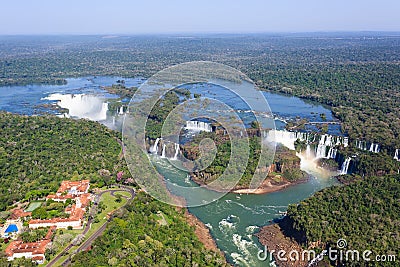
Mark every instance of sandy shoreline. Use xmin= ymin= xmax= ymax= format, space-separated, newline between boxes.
xmin=184 ymin=209 xmax=226 ymax=258
xmin=191 ymin=175 xmax=309 ymax=195
xmin=231 ymin=178 xmax=306 ymax=194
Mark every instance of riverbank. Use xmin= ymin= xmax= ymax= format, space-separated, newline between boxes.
xmin=190 ymin=174 xmax=308 ymax=195
xmin=256 ymin=223 xmax=308 ymax=267
xmin=184 ymin=209 xmax=226 ymax=258
xmin=231 ymin=177 xmax=308 ymax=194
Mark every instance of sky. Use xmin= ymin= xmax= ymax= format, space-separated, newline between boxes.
xmin=0 ymin=0 xmax=399 ymax=34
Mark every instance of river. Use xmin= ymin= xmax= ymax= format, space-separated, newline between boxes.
xmin=0 ymin=77 xmax=341 ymax=266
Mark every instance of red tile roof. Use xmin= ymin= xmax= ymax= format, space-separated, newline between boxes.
xmin=32 ymin=256 xmax=44 ymax=261
xmin=10 ymin=209 xmax=32 ymax=220
xmin=57 ymin=180 xmax=90 ymax=194
xmin=30 ymin=180 xmax=92 ymax=227
xmin=5 ymin=239 xmax=50 ymax=257
xmin=46 ymin=194 xmax=74 ymax=201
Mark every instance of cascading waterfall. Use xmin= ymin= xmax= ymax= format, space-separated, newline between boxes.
xmin=394 ymin=149 xmax=400 ymax=161
xmin=112 ymin=116 xmax=116 ymax=126
xmin=369 ymin=143 xmax=380 ymax=153
xmin=100 ymin=102 xmax=108 ymax=121
xmin=44 ymin=93 xmax=109 ymax=121
xmin=315 ymin=144 xmax=327 ymax=159
xmin=150 ymin=138 xmax=161 ymax=154
xmin=119 ymin=106 xmax=124 ymax=115
xmin=356 ymin=140 xmax=381 ymax=153
xmin=306 ymin=144 xmax=312 ymax=159
xmin=343 ymin=137 xmax=349 ymax=147
xmin=265 ymin=130 xmax=297 ymax=150
xmin=315 ymin=135 xmax=328 ymax=159
xmin=327 ymin=147 xmax=337 ymax=159
xmin=340 ymin=158 xmax=351 ymax=175
xmin=315 ymin=134 xmax=347 ymax=159
xmin=161 ymin=144 xmax=166 ymax=158
xmin=173 ymin=143 xmax=180 ymax=160
xmin=356 ymin=140 xmax=366 ymax=150
xmin=185 ymin=121 xmax=212 ymax=132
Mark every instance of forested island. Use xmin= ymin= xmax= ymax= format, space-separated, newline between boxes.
xmin=0 ymin=33 xmax=399 ymax=266
xmin=183 ymin=132 xmax=308 ymax=193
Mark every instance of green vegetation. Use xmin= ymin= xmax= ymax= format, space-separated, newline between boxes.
xmin=0 ymin=112 xmax=128 ymax=211
xmin=20 ymin=228 xmax=48 ymax=243
xmin=0 ymin=257 xmax=37 ymax=267
xmin=146 ymin=90 xmax=184 ymax=140
xmin=283 ymin=175 xmax=400 ymax=266
xmin=185 ymin=133 xmax=306 ymax=187
xmin=24 ymin=201 xmax=43 ymax=212
xmin=31 ymin=200 xmax=71 ymax=219
xmin=272 ymin=145 xmax=307 ymax=182
xmin=1 ymin=35 xmax=398 ymax=147
xmin=71 ymin=192 xmax=227 ymax=267
xmin=103 ymin=83 xmax=138 ymax=99
xmin=1 ymin=34 xmax=400 ymax=267
xmin=183 ymin=131 xmax=263 ymax=187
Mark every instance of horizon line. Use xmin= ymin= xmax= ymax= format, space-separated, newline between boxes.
xmin=1 ymin=30 xmax=400 ymax=37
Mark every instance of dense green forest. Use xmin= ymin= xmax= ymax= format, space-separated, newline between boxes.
xmin=1 ymin=34 xmax=399 ymax=266
xmin=282 ymin=175 xmax=400 ymax=266
xmin=71 ymin=192 xmax=227 ymax=267
xmin=0 ymin=113 xmax=226 ymax=266
xmin=0 ymin=112 xmax=126 ymax=211
xmin=1 ymin=34 xmax=398 ymax=148
xmin=254 ymin=63 xmax=400 ymax=148
xmin=184 ymin=132 xmax=307 ymax=188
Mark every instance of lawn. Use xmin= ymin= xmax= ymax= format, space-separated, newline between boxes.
xmin=24 ymin=201 xmax=43 ymax=212
xmin=81 ymin=191 xmax=128 ymax=240
xmin=113 ymin=190 xmax=132 ymax=198
xmin=44 ymin=189 xmax=130 ymax=266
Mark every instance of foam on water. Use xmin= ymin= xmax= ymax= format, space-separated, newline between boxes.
xmin=232 ymin=234 xmax=259 ymax=267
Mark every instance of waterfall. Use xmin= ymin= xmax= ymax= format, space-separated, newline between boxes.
xmin=340 ymin=158 xmax=351 ymax=175
xmin=161 ymin=144 xmax=166 ymax=158
xmin=185 ymin=121 xmax=212 ymax=132
xmin=306 ymin=144 xmax=312 ymax=159
xmin=119 ymin=106 xmax=124 ymax=115
xmin=150 ymin=138 xmax=161 ymax=154
xmin=369 ymin=143 xmax=374 ymax=152
xmin=112 ymin=116 xmax=116 ymax=126
xmin=265 ymin=130 xmax=297 ymax=150
xmin=172 ymin=143 xmax=180 ymax=160
xmin=327 ymin=147 xmax=337 ymax=159
xmin=334 ymin=136 xmax=341 ymax=146
xmin=356 ymin=140 xmax=363 ymax=150
xmin=369 ymin=143 xmax=380 ymax=153
xmin=324 ymin=135 xmax=333 ymax=147
xmin=44 ymin=93 xmax=109 ymax=121
xmin=315 ymin=135 xmax=328 ymax=159
xmin=356 ymin=140 xmax=380 ymax=152
xmin=343 ymin=137 xmax=349 ymax=147
xmin=295 ymin=132 xmax=309 ymax=142
xmin=394 ymin=149 xmax=400 ymax=161
xmin=315 ymin=144 xmax=327 ymax=159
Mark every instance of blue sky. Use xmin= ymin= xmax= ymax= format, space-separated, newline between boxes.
xmin=1 ymin=0 xmax=399 ymax=34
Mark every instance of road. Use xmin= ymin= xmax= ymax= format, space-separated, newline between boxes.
xmin=46 ymin=185 xmax=135 ymax=267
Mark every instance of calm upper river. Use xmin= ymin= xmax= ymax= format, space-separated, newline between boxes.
xmin=0 ymin=77 xmax=341 ymax=266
